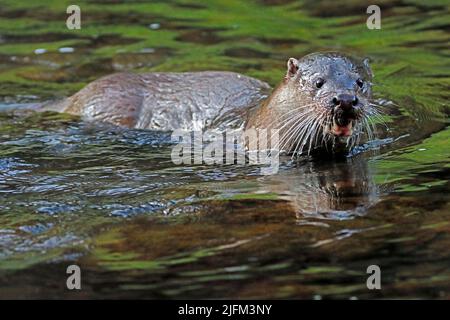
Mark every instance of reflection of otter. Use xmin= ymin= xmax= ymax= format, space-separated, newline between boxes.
xmin=259 ymin=156 xmax=379 ymax=219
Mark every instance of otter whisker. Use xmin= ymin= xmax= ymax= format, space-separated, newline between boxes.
xmin=264 ymin=102 xmax=319 ymax=130
xmin=366 ymin=115 xmax=384 ymax=133
xmin=277 ymin=111 xmax=317 ymax=151
xmin=368 ymin=102 xmax=385 ymax=109
xmin=312 ymin=110 xmax=328 ymax=149
xmin=313 ymin=112 xmax=329 ymax=150
xmin=266 ymin=107 xmax=319 ymax=145
xmin=290 ymin=117 xmax=317 ymax=157
xmin=306 ymin=112 xmax=327 ymax=155
xmin=307 ymin=119 xmax=322 ymax=155
xmin=269 ymin=112 xmax=312 ymax=142
xmin=281 ymin=115 xmax=314 ymax=154
xmin=279 ymin=117 xmax=312 ymax=153
xmin=362 ymin=117 xmax=375 ymax=141
xmin=366 ymin=110 xmax=388 ymax=131
xmin=320 ymin=114 xmax=333 ymax=146
xmin=298 ymin=121 xmax=318 ymax=156
xmin=274 ymin=108 xmax=316 ymax=133
xmin=275 ymin=113 xmax=314 ymax=150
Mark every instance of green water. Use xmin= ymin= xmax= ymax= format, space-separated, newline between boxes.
xmin=0 ymin=0 xmax=449 ymax=298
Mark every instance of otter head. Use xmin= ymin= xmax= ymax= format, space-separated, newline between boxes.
xmin=282 ymin=52 xmax=374 ymax=154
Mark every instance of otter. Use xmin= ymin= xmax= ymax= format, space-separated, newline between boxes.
xmin=246 ymin=52 xmax=378 ymax=155
xmin=44 ymin=52 xmax=379 ymax=154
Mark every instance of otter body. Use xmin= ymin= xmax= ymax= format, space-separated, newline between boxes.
xmin=47 ymin=52 xmax=377 ymax=154
xmin=47 ymin=71 xmax=271 ymax=131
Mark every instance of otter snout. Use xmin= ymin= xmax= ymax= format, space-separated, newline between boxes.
xmin=332 ymin=94 xmax=358 ymax=109
xmin=330 ymin=94 xmax=360 ymax=136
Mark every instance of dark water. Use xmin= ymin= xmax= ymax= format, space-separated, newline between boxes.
xmin=0 ymin=0 xmax=449 ymax=299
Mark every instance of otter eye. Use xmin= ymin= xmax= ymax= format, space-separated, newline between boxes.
xmin=315 ymin=78 xmax=325 ymax=89
xmin=356 ymin=78 xmax=364 ymax=88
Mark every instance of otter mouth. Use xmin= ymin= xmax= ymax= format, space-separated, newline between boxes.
xmin=331 ymin=119 xmax=353 ymax=137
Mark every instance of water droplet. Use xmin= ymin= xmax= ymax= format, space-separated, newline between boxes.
xmin=149 ymin=23 xmax=160 ymax=30
xmin=59 ymin=47 xmax=74 ymax=53
xmin=34 ymin=48 xmax=47 ymax=55
xmin=140 ymin=48 xmax=156 ymax=53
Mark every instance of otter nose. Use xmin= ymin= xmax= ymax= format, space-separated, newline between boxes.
xmin=332 ymin=94 xmax=358 ymax=109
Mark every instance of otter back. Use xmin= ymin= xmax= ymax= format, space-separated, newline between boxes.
xmin=49 ymin=71 xmax=271 ymax=131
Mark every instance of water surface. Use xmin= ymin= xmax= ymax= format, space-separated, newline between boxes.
xmin=0 ymin=0 xmax=449 ymax=299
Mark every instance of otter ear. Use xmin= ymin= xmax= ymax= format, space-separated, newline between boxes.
xmin=286 ymin=58 xmax=299 ymax=78
xmin=363 ymin=57 xmax=373 ymax=78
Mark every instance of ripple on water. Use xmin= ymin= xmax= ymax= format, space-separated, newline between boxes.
xmin=33 ymin=202 xmax=80 ymax=216
xmin=0 ymin=0 xmax=449 ymax=298
xmin=18 ymin=223 xmax=53 ymax=235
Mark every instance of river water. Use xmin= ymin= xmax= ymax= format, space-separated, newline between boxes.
xmin=0 ymin=0 xmax=448 ymax=298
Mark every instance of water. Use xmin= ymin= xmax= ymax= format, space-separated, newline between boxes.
xmin=0 ymin=0 xmax=449 ymax=299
